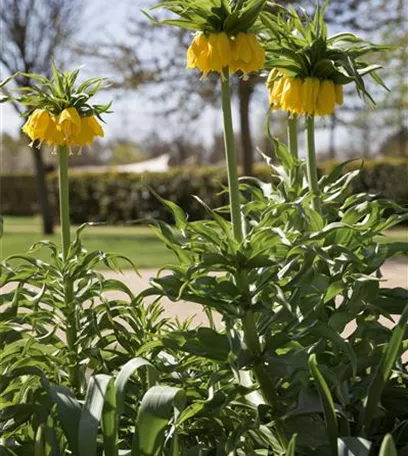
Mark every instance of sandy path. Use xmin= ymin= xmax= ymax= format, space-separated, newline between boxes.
xmin=107 ymin=260 xmax=408 ymax=362
xmin=104 ymin=259 xmax=408 ymax=325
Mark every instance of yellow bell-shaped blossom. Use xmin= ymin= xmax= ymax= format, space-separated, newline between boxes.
xmin=315 ymin=80 xmax=336 ymax=116
xmin=268 ymin=75 xmax=287 ymax=110
xmin=44 ymin=117 xmax=65 ymax=146
xmin=268 ymin=70 xmax=345 ymax=116
xmin=230 ymin=33 xmax=265 ymax=75
xmin=266 ymin=69 xmax=277 ymax=89
xmin=207 ymin=32 xmax=232 ymax=73
xmin=281 ymin=78 xmax=304 ymax=114
xmin=335 ymin=84 xmax=344 ymax=106
xmin=187 ymin=33 xmax=211 ymax=74
xmin=57 ymin=107 xmax=82 ymax=144
xmin=302 ymin=78 xmax=321 ymax=115
xmin=22 ymin=109 xmax=53 ymax=142
xmin=187 ymin=32 xmax=232 ymax=75
xmin=73 ymin=115 xmax=104 ymax=146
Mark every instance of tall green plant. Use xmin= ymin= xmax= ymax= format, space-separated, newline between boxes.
xmin=142 ymin=139 xmax=408 ymax=453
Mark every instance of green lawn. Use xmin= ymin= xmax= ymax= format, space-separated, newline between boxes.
xmin=1 ymin=216 xmax=175 ymax=269
xmin=1 ymin=216 xmax=407 ymax=269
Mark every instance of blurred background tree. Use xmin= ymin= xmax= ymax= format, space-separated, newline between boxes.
xmin=1 ymin=0 xmax=407 ymax=212
xmin=320 ymin=0 xmax=408 ymax=158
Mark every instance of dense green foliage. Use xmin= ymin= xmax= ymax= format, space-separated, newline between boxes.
xmin=1 ymin=141 xmax=407 ymax=455
xmin=2 ymin=159 xmax=407 ymax=221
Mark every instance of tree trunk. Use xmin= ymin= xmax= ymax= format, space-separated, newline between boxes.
xmin=32 ymin=142 xmax=54 ymax=235
xmin=238 ymin=78 xmax=254 ymax=176
xmin=329 ymin=114 xmax=336 ymax=160
xmin=397 ymin=0 xmax=406 ymax=157
xmin=361 ymin=110 xmax=371 ymax=158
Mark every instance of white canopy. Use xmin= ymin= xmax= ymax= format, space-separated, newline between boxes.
xmin=74 ymin=154 xmax=171 ymax=174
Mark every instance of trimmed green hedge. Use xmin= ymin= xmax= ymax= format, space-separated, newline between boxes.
xmin=49 ymin=167 xmax=231 ymax=224
xmin=2 ymin=159 xmax=407 ymax=223
xmin=1 ymin=173 xmax=39 ymax=216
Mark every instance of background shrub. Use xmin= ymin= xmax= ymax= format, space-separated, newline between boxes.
xmin=2 ymin=158 xmax=407 ymax=223
xmin=0 ymin=173 xmax=39 ymax=216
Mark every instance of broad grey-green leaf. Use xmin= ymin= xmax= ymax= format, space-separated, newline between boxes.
xmin=309 ymin=354 xmax=338 ymax=456
xmin=364 ymin=305 xmax=408 ymax=430
xmin=78 ymin=374 xmax=116 ymax=456
xmin=132 ymin=385 xmax=186 ymax=456
xmin=337 ymin=437 xmax=371 ymax=456
xmin=43 ymin=384 xmax=81 ymax=455
xmin=115 ymin=358 xmax=159 ymax=416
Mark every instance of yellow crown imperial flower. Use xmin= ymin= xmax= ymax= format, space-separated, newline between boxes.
xmin=22 ymin=107 xmax=105 ymax=148
xmin=230 ymin=33 xmax=265 ymax=76
xmin=149 ymin=0 xmax=267 ymax=78
xmin=267 ymin=73 xmax=344 ymax=116
xmin=3 ymin=65 xmax=110 ymax=151
xmin=187 ymin=32 xmax=232 ymax=75
xmin=22 ymin=109 xmax=65 ymax=146
xmin=73 ymin=115 xmax=104 ymax=146
xmin=187 ymin=31 xmax=265 ymax=77
xmin=22 ymin=109 xmax=53 ymax=142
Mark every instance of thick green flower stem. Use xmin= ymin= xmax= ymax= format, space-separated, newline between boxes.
xmin=305 ymin=115 xmax=321 ymax=213
xmin=221 ymin=71 xmax=258 ymax=357
xmin=287 ymin=113 xmax=298 ymax=159
xmin=220 ymin=71 xmax=258 ymax=359
xmin=221 ymin=70 xmax=287 ymax=450
xmin=58 ymin=146 xmax=79 ymax=392
xmin=221 ymin=70 xmax=243 ymax=242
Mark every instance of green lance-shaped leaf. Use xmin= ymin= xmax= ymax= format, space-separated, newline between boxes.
xmin=378 ymin=434 xmax=398 ymax=456
xmin=35 ymin=424 xmax=45 ymax=456
xmin=132 ymin=385 xmax=186 ymax=456
xmin=44 ymin=412 xmax=62 ymax=456
xmin=286 ymin=434 xmax=297 ymax=456
xmin=364 ymin=305 xmax=408 ymax=430
xmin=309 ymin=354 xmax=339 ymax=456
xmin=149 ymin=187 xmax=187 ymax=229
xmin=115 ymin=357 xmax=159 ymax=417
xmin=78 ymin=374 xmax=117 ymax=456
